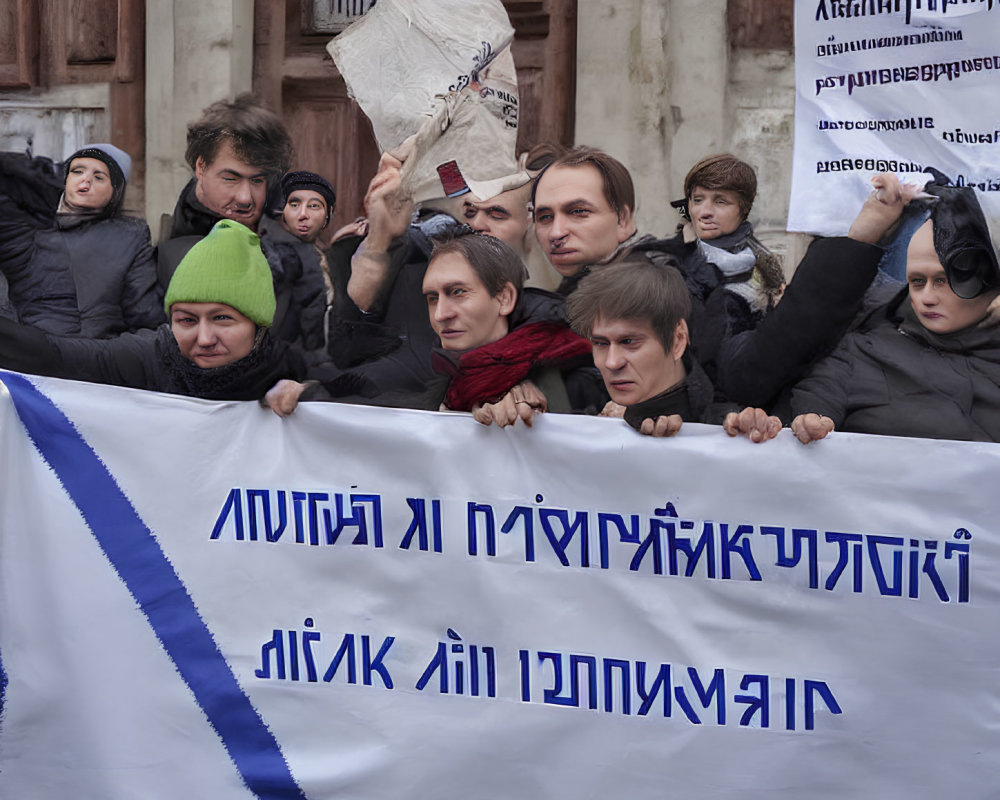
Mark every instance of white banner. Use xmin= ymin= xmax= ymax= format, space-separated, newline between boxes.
xmin=1 ymin=371 xmax=999 ymax=799
xmin=789 ymin=1 xmax=1000 ymax=236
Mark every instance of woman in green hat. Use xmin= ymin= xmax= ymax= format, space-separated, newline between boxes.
xmin=0 ymin=219 xmax=305 ymax=403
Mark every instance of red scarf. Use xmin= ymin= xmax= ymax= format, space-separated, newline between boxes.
xmin=435 ymin=322 xmax=593 ymax=411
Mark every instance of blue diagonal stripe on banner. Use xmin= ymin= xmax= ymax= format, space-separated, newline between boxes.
xmin=1 ymin=371 xmax=306 ymax=800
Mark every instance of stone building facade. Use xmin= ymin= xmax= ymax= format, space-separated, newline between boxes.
xmin=0 ymin=1 xmax=807 ymax=268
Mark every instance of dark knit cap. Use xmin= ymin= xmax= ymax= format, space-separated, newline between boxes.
xmin=281 ymin=171 xmax=336 ymax=224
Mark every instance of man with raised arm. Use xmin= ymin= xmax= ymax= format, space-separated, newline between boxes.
xmin=533 ymin=147 xmax=919 ymax=413
xmin=324 ymin=145 xmax=540 ymax=394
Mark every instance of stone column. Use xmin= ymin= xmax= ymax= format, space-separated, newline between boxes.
xmin=145 ymin=0 xmax=255 ymax=239
xmin=575 ymin=0 xmax=729 ymax=237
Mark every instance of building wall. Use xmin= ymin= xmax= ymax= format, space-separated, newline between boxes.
xmin=0 ymin=83 xmax=110 ymax=158
xmin=0 ymin=0 xmax=146 ymax=215
xmin=143 ymin=2 xmax=807 ymax=266
xmin=144 ymin=0 xmax=254 ymax=240
xmin=575 ymin=0 xmax=808 ymax=277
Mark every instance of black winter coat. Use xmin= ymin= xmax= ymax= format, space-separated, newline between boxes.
xmin=790 ymin=292 xmax=1000 ymax=442
xmin=2 ymin=215 xmax=163 ymax=337
xmin=0 ymin=152 xmax=164 ymax=337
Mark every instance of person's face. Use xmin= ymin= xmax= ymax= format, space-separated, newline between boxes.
xmin=462 ymin=186 xmax=531 ymax=255
xmin=533 ymin=164 xmax=635 ymax=277
xmin=170 ymin=302 xmax=257 ymax=368
xmin=906 ymin=220 xmax=996 ymax=334
xmin=194 ymin=141 xmax=268 ymax=229
xmin=590 ymin=316 xmax=687 ymax=405
xmin=688 ymin=185 xmax=744 ymax=240
xmin=422 ymin=251 xmax=516 ymax=352
xmin=281 ymin=189 xmax=328 ymax=243
xmin=65 ymin=157 xmax=114 ymax=210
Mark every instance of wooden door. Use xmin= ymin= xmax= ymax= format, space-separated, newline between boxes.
xmin=253 ymin=0 xmax=577 ymax=242
xmin=728 ymin=0 xmax=794 ymax=48
xmin=0 ymin=0 xmax=145 ymax=212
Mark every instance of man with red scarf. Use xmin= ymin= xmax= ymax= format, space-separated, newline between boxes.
xmin=422 ymin=229 xmax=605 ymax=426
xmin=267 ymin=229 xmax=607 ymax=421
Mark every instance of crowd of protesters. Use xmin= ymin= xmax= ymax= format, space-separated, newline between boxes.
xmin=2 ymin=92 xmax=999 ymax=445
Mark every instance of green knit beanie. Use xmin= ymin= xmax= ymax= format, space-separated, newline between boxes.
xmin=164 ymin=219 xmax=276 ymax=326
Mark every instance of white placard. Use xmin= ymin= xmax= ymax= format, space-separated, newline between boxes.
xmin=790 ymin=1 xmax=1000 ymax=236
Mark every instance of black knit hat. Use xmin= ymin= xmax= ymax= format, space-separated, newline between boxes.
xmin=923 ymin=169 xmax=1000 ymax=299
xmin=280 ymin=171 xmax=336 ymax=225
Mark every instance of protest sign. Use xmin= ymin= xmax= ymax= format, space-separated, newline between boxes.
xmin=1 ymin=371 xmax=998 ymax=798
xmin=328 ymin=0 xmax=524 ymax=204
xmin=789 ymin=1 xmax=1000 ymax=236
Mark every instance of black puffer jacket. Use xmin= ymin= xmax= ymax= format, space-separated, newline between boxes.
xmin=0 ymin=317 xmax=306 ymax=401
xmin=0 ymin=152 xmax=163 ymax=337
xmin=157 ymin=181 xmax=327 ymax=351
xmin=256 ymin=217 xmax=328 ymax=352
xmin=790 ymin=290 xmax=1000 ymax=442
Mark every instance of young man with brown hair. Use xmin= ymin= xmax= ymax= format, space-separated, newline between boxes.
xmin=157 ymin=94 xmax=326 ymax=351
xmin=568 ymin=252 xmax=779 ymax=440
xmin=531 ymin=146 xmax=637 ymax=295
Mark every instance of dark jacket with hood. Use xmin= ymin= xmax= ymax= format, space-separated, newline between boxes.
xmin=0 ymin=317 xmax=305 ymax=401
xmin=790 ymin=290 xmax=1000 ymax=442
xmin=0 ymin=151 xmax=163 ymax=337
xmin=157 ymin=179 xmax=327 ymax=351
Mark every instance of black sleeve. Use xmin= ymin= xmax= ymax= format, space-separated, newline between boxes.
xmin=562 ymin=364 xmax=610 ymax=415
xmin=788 ymin=337 xmax=857 ymax=427
xmin=0 ymin=196 xmax=41 ymax=290
xmin=0 ymin=316 xmax=155 ymax=388
xmin=325 ymin=234 xmax=364 ymax=321
xmin=119 ymin=220 xmax=166 ymax=332
xmin=328 ymin=234 xmax=413 ymax=323
xmin=325 ymin=234 xmax=414 ymax=368
xmin=0 ymin=152 xmax=61 ymax=222
xmin=716 ymin=236 xmax=883 ymax=408
xmin=0 ymin=153 xmax=59 ymax=280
